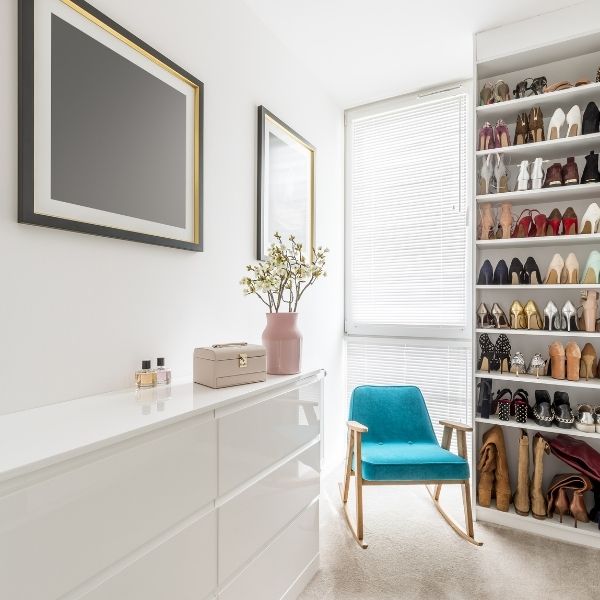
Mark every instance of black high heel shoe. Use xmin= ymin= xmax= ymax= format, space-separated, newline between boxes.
xmin=477 ymin=379 xmax=493 ymax=418
xmin=478 ymin=260 xmax=494 ymax=285
xmin=581 ymin=151 xmax=600 ymax=184
xmin=495 ymin=334 xmax=511 ymax=374
xmin=493 ymin=260 xmax=509 ymax=285
xmin=508 ymin=258 xmax=524 ymax=284
xmin=582 ymin=101 xmax=600 ymax=135
xmin=478 ymin=333 xmax=498 ymax=372
xmin=523 ymin=256 xmax=542 ymax=285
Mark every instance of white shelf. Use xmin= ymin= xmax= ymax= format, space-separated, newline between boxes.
xmin=475 ymin=328 xmax=600 ymax=338
xmin=477 ymin=284 xmax=600 ymax=290
xmin=476 ymin=505 xmax=600 ymax=549
xmin=475 ymin=415 xmax=600 ymax=440
xmin=476 ymin=131 xmax=600 ymax=162
xmin=476 ymin=182 xmax=600 ymax=205
xmin=475 ymin=371 xmax=600 ymax=389
xmin=476 ymin=81 xmax=600 ymax=122
xmin=477 ymin=233 xmax=600 ymax=248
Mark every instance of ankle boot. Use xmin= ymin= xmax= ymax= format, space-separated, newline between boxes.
xmin=477 ymin=443 xmax=496 ymax=507
xmin=544 ymin=163 xmax=563 ymax=187
xmin=530 ymin=433 xmax=550 ymax=519
xmin=562 ymin=157 xmax=579 ymax=186
xmin=513 ymin=430 xmax=530 ymax=516
xmin=581 ymin=151 xmax=600 ymax=183
xmin=582 ymin=101 xmax=600 ymax=135
xmin=479 ymin=425 xmax=511 ymax=511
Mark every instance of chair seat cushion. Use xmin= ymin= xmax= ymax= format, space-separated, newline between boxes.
xmin=357 ymin=442 xmax=469 ymax=482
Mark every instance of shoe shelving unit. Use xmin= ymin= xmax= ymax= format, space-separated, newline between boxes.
xmin=473 ymin=9 xmax=600 ymax=549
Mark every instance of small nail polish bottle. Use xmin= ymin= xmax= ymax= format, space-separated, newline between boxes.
xmin=135 ymin=360 xmax=156 ymax=388
xmin=155 ymin=357 xmax=172 ymax=385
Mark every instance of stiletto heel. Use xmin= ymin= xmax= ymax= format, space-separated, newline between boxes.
xmin=508 ymin=258 xmax=524 ymax=285
xmin=477 ymin=303 xmax=494 ymax=328
xmin=549 ymin=342 xmax=566 ymax=380
xmin=547 ymin=108 xmax=566 ymax=140
xmin=479 ymin=155 xmax=494 ymax=195
xmin=566 ymin=342 xmax=581 ymax=382
xmin=545 ymin=208 xmax=562 ymax=236
xmin=544 ymin=253 xmax=565 ymax=284
xmin=580 ymin=343 xmax=597 ymax=381
xmin=564 ymin=253 xmax=579 ymax=284
xmin=494 ymin=154 xmax=509 ymax=192
xmin=510 ymin=300 xmax=526 ymax=329
xmin=514 ymin=113 xmax=530 ymax=145
xmin=478 ymin=202 xmax=495 ymax=240
xmin=493 ymin=260 xmax=509 ymax=285
xmin=561 ymin=300 xmax=578 ymax=332
xmin=543 ymin=301 xmax=559 ymax=331
xmin=562 ymin=206 xmax=578 ymax=235
xmin=524 ymin=300 xmax=543 ymax=329
xmin=494 ymin=120 xmax=511 ymax=148
xmin=580 ymin=202 xmax=600 ymax=234
xmin=580 ymin=250 xmax=600 ymax=284
xmin=477 ymin=259 xmax=494 ymax=285
xmin=566 ymin=105 xmax=582 ymax=137
xmin=524 ymin=256 xmax=542 ymax=284
xmin=510 ymin=351 xmax=526 ymax=376
xmin=495 ymin=334 xmax=511 ymax=374
xmin=496 ymin=202 xmax=513 ymax=239
xmin=527 ymin=354 xmax=546 ymax=379
xmin=478 ymin=333 xmax=497 ymax=372
xmin=491 ymin=303 xmax=510 ymax=328
xmin=479 ymin=122 xmax=495 ymax=150
xmin=529 ymin=107 xmax=545 ymax=143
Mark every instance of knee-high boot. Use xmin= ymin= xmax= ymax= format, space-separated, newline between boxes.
xmin=530 ymin=433 xmax=550 ymax=519
xmin=479 ymin=425 xmax=511 ymax=511
xmin=478 ymin=444 xmax=496 ymax=507
xmin=513 ymin=430 xmax=530 ymax=516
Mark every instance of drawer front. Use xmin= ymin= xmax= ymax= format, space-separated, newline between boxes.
xmin=82 ymin=509 xmax=217 ymax=600
xmin=219 ymin=443 xmax=319 ymax=584
xmin=218 ymin=380 xmax=321 ymax=495
xmin=219 ymin=502 xmax=319 ymax=600
xmin=0 ymin=416 xmax=217 ymax=600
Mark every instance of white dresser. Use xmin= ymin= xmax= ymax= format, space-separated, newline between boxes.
xmin=0 ymin=369 xmax=324 ymax=600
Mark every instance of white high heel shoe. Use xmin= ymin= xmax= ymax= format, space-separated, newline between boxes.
xmin=545 ymin=253 xmax=565 ymax=284
xmin=548 ymin=108 xmax=566 ymax=140
xmin=564 ymin=252 xmax=580 ymax=284
xmin=494 ymin=154 xmax=509 ymax=193
xmin=531 ymin=157 xmax=544 ymax=190
xmin=479 ymin=155 xmax=493 ymax=195
xmin=581 ymin=202 xmax=600 ymax=234
xmin=566 ymin=105 xmax=582 ymax=137
xmin=516 ymin=160 xmax=530 ymax=191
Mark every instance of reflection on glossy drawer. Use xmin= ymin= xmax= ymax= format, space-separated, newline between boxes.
xmin=83 ymin=510 xmax=217 ymax=600
xmin=218 ymin=380 xmax=320 ymax=495
xmin=219 ymin=443 xmax=319 ymax=584
xmin=219 ymin=502 xmax=319 ymax=600
xmin=0 ymin=416 xmax=217 ymax=600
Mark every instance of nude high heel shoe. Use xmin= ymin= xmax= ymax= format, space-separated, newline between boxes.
xmin=548 ymin=108 xmax=566 ymax=140
xmin=566 ymin=342 xmax=581 ymax=382
xmin=580 ymin=343 xmax=597 ymax=380
xmin=496 ymin=203 xmax=513 ymax=239
xmin=581 ymin=290 xmax=598 ymax=332
xmin=564 ymin=253 xmax=579 ymax=284
xmin=566 ymin=105 xmax=582 ymax=137
xmin=544 ymin=253 xmax=565 ymax=284
xmin=548 ymin=342 xmax=566 ymax=380
xmin=580 ymin=202 xmax=600 ymax=234
xmin=479 ymin=155 xmax=494 ymax=195
xmin=478 ymin=202 xmax=495 ymax=240
xmin=581 ymin=250 xmax=600 ymax=284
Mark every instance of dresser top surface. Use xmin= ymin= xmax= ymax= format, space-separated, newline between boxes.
xmin=0 ymin=369 xmax=323 ymax=483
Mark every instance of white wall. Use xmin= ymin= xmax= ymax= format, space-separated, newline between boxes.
xmin=0 ymin=0 xmax=345 ymax=463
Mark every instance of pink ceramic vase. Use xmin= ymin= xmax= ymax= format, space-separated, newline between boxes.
xmin=262 ymin=312 xmax=302 ymax=375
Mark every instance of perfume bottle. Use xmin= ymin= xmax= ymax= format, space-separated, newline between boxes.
xmin=135 ymin=360 xmax=156 ymax=388
xmin=155 ymin=357 xmax=172 ymax=385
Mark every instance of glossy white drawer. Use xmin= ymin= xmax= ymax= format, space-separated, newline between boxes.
xmin=83 ymin=509 xmax=217 ymax=600
xmin=218 ymin=443 xmax=319 ymax=584
xmin=218 ymin=380 xmax=320 ymax=495
xmin=0 ymin=416 xmax=217 ymax=600
xmin=219 ymin=502 xmax=319 ymax=600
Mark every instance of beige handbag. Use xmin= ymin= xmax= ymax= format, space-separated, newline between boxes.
xmin=193 ymin=343 xmax=266 ymax=389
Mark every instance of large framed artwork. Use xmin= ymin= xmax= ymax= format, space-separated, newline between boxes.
xmin=257 ymin=106 xmax=315 ymax=260
xmin=18 ymin=0 xmax=203 ymax=251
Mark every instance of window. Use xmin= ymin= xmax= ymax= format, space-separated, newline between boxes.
xmin=345 ymin=85 xmax=471 ymax=440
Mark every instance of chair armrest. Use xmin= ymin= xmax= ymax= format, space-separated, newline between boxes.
xmin=439 ymin=420 xmax=472 ymax=433
xmin=347 ymin=420 xmax=368 ymax=433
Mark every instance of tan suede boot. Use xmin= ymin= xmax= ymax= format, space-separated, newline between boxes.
xmin=479 ymin=425 xmax=511 ymax=511
xmin=513 ymin=431 xmax=530 ymax=516
xmin=477 ymin=444 xmax=496 ymax=507
xmin=531 ymin=433 xmax=550 ymax=519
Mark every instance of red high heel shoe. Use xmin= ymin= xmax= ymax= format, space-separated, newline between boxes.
xmin=546 ymin=208 xmax=562 ymax=236
xmin=512 ymin=209 xmax=535 ymax=238
xmin=533 ymin=211 xmax=548 ymax=237
xmin=562 ymin=206 xmax=578 ymax=236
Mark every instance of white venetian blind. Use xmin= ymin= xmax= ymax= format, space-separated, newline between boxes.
xmin=347 ymin=93 xmax=468 ymax=335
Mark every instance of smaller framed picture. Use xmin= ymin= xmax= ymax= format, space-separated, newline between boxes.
xmin=257 ymin=106 xmax=315 ymax=260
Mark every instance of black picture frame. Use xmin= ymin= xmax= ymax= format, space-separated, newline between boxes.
xmin=18 ymin=0 xmax=204 ymax=251
xmin=257 ymin=105 xmax=315 ymax=260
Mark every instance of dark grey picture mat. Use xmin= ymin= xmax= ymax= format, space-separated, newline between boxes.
xmin=18 ymin=0 xmax=204 ymax=252
xmin=51 ymin=14 xmax=187 ymax=228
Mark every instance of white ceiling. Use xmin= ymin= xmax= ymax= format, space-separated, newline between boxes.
xmin=243 ymin=0 xmax=584 ymax=108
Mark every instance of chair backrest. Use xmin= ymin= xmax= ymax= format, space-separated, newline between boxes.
xmin=348 ymin=385 xmax=438 ymax=445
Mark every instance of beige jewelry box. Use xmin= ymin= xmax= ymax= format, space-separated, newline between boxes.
xmin=193 ymin=343 xmax=267 ymax=388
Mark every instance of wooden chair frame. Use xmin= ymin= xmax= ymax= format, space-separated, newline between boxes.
xmin=339 ymin=419 xmax=482 ymax=548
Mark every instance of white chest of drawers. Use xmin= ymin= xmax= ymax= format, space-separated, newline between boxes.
xmin=0 ymin=370 xmax=323 ymax=600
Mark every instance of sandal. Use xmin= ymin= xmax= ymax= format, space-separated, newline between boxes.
xmin=480 ymin=82 xmax=495 ymax=106
xmin=494 ymin=80 xmax=510 ymax=103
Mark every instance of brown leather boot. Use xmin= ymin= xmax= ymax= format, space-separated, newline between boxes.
xmin=544 ymin=163 xmax=563 ymax=187
xmin=513 ymin=431 xmax=530 ymax=516
xmin=479 ymin=425 xmax=511 ymax=511
xmin=530 ymin=433 xmax=550 ymax=519
xmin=562 ymin=157 xmax=580 ymax=185
xmin=477 ymin=444 xmax=496 ymax=507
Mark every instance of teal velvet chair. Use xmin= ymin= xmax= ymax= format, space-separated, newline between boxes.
xmin=341 ymin=385 xmax=480 ymax=548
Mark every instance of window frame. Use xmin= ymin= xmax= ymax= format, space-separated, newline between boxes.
xmin=344 ymin=81 xmax=474 ymax=342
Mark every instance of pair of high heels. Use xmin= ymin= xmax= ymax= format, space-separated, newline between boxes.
xmin=494 ymin=388 xmax=529 ymax=423
xmin=544 ymin=157 xmax=579 ymax=187
xmin=547 ymin=106 xmax=582 ymax=139
xmin=478 ymin=257 xmax=541 ymax=285
xmin=479 ymin=154 xmax=509 ymax=195
xmin=478 ymin=333 xmax=511 ymax=374
xmin=514 ymin=108 xmax=544 ymax=145
xmin=480 ymin=81 xmax=510 ymax=105
xmin=478 ymin=201 xmax=511 ymax=239
xmin=509 ymin=300 xmax=543 ymax=330
xmin=478 ymin=121 xmax=511 ymax=150
xmin=477 ymin=302 xmax=509 ymax=329
xmin=510 ymin=352 xmax=546 ymax=378
xmin=541 ymin=300 xmax=579 ymax=332
xmin=512 ymin=208 xmax=577 ymax=237
xmin=544 ymin=253 xmax=579 ymax=284
xmin=548 ymin=341 xmax=596 ymax=381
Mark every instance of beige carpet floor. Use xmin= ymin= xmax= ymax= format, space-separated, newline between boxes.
xmin=299 ymin=472 xmax=600 ymax=600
